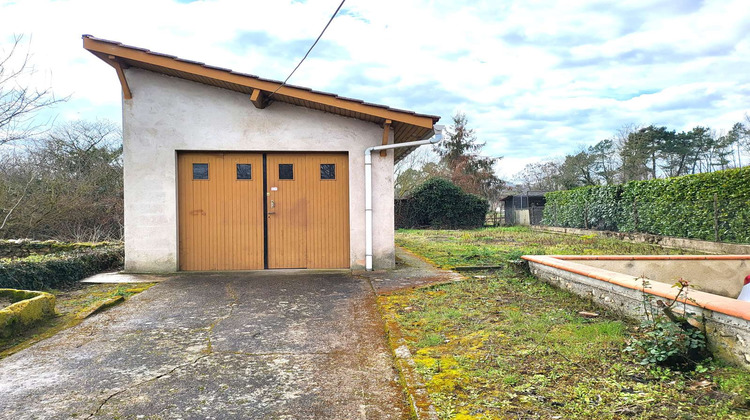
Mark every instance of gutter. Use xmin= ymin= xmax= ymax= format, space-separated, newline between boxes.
xmin=364 ymin=129 xmax=443 ymax=271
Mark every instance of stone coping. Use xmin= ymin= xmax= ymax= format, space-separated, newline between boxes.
xmin=550 ymin=255 xmax=750 ymax=261
xmin=522 ymin=255 xmax=750 ymax=322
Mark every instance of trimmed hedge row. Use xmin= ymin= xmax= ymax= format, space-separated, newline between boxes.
xmin=0 ymin=246 xmax=124 ymax=291
xmin=396 ymin=178 xmax=489 ymax=229
xmin=543 ymin=167 xmax=750 ymax=243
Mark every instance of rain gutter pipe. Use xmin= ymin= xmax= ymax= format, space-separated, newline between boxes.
xmin=364 ymin=130 xmax=443 ymax=271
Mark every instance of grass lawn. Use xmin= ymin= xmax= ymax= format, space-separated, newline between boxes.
xmin=395 ymin=226 xmax=694 ymax=269
xmin=0 ymin=282 xmax=154 ymax=359
xmin=382 ymin=227 xmax=750 ymax=419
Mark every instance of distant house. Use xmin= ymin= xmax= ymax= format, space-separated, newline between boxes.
xmin=501 ymin=191 xmax=547 ymax=226
xmin=82 ymin=35 xmax=439 ymax=272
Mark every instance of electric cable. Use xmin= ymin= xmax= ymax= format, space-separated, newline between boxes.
xmin=266 ymin=0 xmax=346 ymax=102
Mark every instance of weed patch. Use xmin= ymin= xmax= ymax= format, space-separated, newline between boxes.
xmin=396 ymin=227 xmax=691 ymax=269
xmin=385 ymin=228 xmax=750 ymax=419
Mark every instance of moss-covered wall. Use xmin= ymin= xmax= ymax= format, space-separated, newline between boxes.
xmin=0 ymin=239 xmax=117 ymax=260
xmin=0 ymin=289 xmax=56 ymax=338
xmin=0 ymin=246 xmax=124 ymax=290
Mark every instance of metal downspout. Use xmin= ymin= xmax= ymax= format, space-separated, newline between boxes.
xmin=364 ymin=131 xmax=443 ymax=271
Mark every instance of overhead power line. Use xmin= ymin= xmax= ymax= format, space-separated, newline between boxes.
xmin=266 ymin=0 xmax=346 ymax=101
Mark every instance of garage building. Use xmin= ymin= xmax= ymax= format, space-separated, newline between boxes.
xmin=83 ymin=35 xmax=440 ymax=272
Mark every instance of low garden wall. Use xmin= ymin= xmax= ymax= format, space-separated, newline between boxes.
xmin=0 ymin=289 xmax=56 ymax=337
xmin=0 ymin=239 xmax=115 ymax=260
xmin=0 ymin=246 xmax=124 ymax=290
xmin=524 ymin=255 xmax=750 ymax=369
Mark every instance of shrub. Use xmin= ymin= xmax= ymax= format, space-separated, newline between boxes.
xmin=624 ymin=279 xmax=709 ymax=370
xmin=396 ymin=178 xmax=489 ymax=229
xmin=0 ymin=246 xmax=124 ymax=290
xmin=626 ymin=318 xmax=707 ymax=368
xmin=543 ymin=167 xmax=750 ymax=243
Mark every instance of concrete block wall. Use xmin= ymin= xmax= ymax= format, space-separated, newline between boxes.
xmin=526 ymin=258 xmax=750 ymax=369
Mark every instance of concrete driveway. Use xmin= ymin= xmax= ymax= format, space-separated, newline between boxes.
xmin=0 ymin=271 xmax=410 ymax=419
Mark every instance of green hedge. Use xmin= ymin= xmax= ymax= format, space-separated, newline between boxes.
xmin=396 ymin=178 xmax=489 ymax=229
xmin=543 ymin=167 xmax=750 ymax=243
xmin=544 ymin=185 xmax=622 ymax=231
xmin=0 ymin=246 xmax=124 ymax=290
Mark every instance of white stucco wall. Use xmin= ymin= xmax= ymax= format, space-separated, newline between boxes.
xmin=122 ymin=69 xmax=395 ymax=272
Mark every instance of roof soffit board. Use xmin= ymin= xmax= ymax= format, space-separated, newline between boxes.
xmin=83 ymin=37 xmax=438 ymax=132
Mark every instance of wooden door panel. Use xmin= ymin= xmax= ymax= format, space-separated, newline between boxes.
xmin=266 ymin=154 xmax=308 ymax=269
xmin=178 ymin=152 xmax=221 ymax=271
xmin=305 ymin=154 xmax=349 ymax=268
xmin=178 ymin=152 xmax=263 ymax=270
xmin=223 ymin=153 xmax=264 ymax=269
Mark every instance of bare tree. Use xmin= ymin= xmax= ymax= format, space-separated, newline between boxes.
xmin=0 ymin=34 xmax=66 ymax=145
xmin=740 ymin=114 xmax=750 ymax=163
xmin=394 ymin=146 xmax=438 ymax=198
xmin=589 ymin=139 xmax=620 ymax=184
xmin=515 ymin=160 xmax=565 ymax=191
xmin=0 ymin=120 xmax=123 ymax=241
xmin=613 ymin=123 xmax=641 ymax=150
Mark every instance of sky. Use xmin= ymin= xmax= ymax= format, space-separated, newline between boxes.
xmin=2 ymin=0 xmax=749 ymax=179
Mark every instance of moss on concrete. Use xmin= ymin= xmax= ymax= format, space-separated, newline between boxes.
xmin=0 ymin=283 xmax=155 ymax=359
xmin=76 ymin=295 xmax=125 ymax=319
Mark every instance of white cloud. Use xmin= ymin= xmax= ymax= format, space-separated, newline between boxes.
xmin=1 ymin=0 xmax=749 ymax=179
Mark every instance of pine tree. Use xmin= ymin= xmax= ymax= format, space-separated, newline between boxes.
xmin=434 ymin=112 xmax=504 ymax=199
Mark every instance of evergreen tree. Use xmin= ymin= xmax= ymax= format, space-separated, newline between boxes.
xmin=433 ymin=112 xmax=504 ymax=199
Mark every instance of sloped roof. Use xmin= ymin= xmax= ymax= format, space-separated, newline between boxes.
xmin=82 ymin=35 xmax=439 ymax=160
xmin=500 ymin=191 xmax=549 ymax=201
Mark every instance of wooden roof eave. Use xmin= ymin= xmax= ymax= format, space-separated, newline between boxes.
xmin=83 ymin=37 xmax=437 ymax=132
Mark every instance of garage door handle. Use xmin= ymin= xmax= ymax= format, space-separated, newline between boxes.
xmin=267 ymin=212 xmax=276 ymax=215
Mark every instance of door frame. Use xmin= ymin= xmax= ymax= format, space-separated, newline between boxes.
xmin=177 ymin=150 xmax=350 ymax=271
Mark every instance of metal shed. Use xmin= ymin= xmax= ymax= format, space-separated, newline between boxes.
xmin=501 ymin=191 xmax=547 ymax=226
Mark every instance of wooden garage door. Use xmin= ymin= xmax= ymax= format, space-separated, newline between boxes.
xmin=178 ymin=152 xmax=265 ymax=270
xmin=178 ymin=152 xmax=348 ymax=270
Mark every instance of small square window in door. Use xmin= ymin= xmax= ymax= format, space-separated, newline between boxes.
xmin=193 ymin=163 xmax=209 ymax=180
xmin=236 ymin=164 xmax=252 ymax=180
xmin=279 ymin=164 xmax=294 ymax=180
xmin=320 ymin=164 xmax=335 ymax=180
